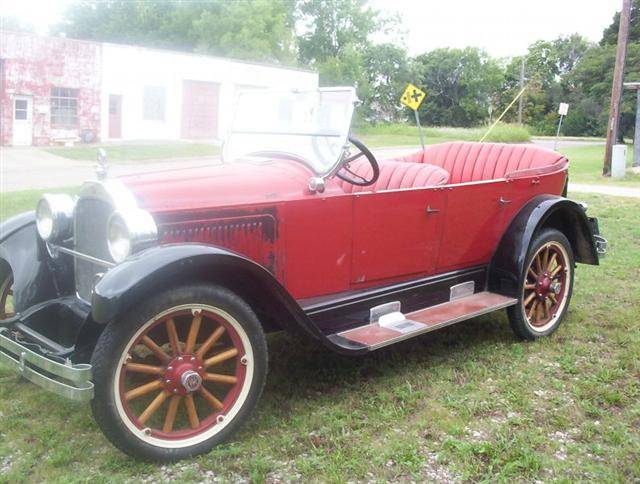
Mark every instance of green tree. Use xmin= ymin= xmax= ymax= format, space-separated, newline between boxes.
xmin=56 ymin=0 xmax=297 ymax=63
xmin=360 ymin=43 xmax=411 ymax=122
xmin=413 ymin=47 xmax=503 ymax=127
xmin=600 ymin=0 xmax=639 ymax=45
xmin=497 ymin=34 xmax=592 ymax=134
xmin=191 ymin=0 xmax=296 ymax=62
xmin=561 ymin=2 xmax=640 ymax=138
xmin=296 ymin=0 xmax=381 ymax=63
xmin=564 ymin=43 xmax=640 ymax=137
xmin=0 ymin=16 xmax=35 ymax=33
xmin=56 ymin=0 xmax=193 ymax=49
xmin=295 ymin=0 xmax=405 ymax=122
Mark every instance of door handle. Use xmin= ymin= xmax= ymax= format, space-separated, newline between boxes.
xmin=425 ymin=205 xmax=440 ymax=214
xmin=499 ymin=196 xmax=512 ymax=205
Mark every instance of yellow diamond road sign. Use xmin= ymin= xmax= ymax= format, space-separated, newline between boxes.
xmin=400 ymin=84 xmax=426 ymax=111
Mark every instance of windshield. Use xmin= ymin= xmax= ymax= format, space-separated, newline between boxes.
xmin=223 ymin=87 xmax=356 ymax=175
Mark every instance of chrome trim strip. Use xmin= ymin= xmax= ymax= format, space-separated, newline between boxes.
xmin=0 ymin=329 xmax=94 ymax=402
xmin=338 ymin=296 xmax=518 ymax=351
xmin=53 ymin=245 xmax=115 ymax=268
xmin=300 ymin=266 xmax=487 ymax=314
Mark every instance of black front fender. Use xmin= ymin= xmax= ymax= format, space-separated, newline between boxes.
xmin=489 ymin=195 xmax=599 ymax=297
xmin=91 ymin=244 xmax=324 ymax=340
xmin=0 ymin=211 xmax=59 ymax=311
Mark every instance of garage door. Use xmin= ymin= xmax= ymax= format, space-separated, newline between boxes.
xmin=181 ymin=80 xmax=219 ymax=139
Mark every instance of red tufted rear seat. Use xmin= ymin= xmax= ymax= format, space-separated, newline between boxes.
xmin=338 ymin=159 xmax=450 ymax=193
xmin=394 ymin=142 xmax=568 ymax=184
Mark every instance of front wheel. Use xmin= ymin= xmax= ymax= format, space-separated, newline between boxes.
xmin=0 ymin=267 xmax=14 ymax=320
xmin=91 ymin=284 xmax=268 ymax=461
xmin=507 ymin=229 xmax=575 ymax=340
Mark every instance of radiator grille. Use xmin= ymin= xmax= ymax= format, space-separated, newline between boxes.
xmin=74 ymin=197 xmax=114 ymax=301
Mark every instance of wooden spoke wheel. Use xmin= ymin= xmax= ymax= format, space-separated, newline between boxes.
xmin=507 ymin=229 xmax=574 ymax=340
xmin=0 ymin=272 xmax=14 ymax=320
xmin=522 ymin=241 xmax=570 ymax=331
xmin=117 ymin=306 xmax=248 ymax=441
xmin=91 ymin=284 xmax=267 ymax=461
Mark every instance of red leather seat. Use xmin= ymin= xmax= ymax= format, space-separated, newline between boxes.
xmin=395 ymin=142 xmax=568 ymax=184
xmin=338 ymin=159 xmax=450 ymax=193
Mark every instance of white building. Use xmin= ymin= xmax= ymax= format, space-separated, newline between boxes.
xmin=100 ymin=43 xmax=318 ymax=143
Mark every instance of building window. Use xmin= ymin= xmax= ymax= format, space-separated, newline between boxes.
xmin=143 ymin=86 xmax=165 ymax=121
xmin=51 ymin=87 xmax=79 ymax=127
xmin=14 ymin=99 xmax=28 ymax=120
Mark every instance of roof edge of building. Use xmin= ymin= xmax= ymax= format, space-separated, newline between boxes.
xmin=0 ymin=29 xmax=317 ymax=75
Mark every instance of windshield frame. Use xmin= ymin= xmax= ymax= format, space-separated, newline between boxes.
xmin=222 ymin=86 xmax=357 ymax=177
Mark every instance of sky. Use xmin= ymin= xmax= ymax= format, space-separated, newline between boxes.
xmin=0 ymin=0 xmax=623 ymax=59
xmin=374 ymin=0 xmax=621 ymax=58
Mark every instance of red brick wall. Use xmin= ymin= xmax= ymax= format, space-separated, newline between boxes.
xmin=0 ymin=31 xmax=102 ymax=146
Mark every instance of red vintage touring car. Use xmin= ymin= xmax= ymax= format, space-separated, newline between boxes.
xmin=0 ymin=87 xmax=606 ymax=460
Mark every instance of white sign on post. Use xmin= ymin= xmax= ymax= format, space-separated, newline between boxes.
xmin=558 ymin=103 xmax=569 ymax=116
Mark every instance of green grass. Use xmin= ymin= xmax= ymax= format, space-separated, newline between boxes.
xmin=1 ymin=191 xmax=638 ymax=481
xmin=0 ymin=186 xmax=80 ymax=221
xmin=44 ymin=142 xmax=221 ymax=162
xmin=356 ymin=122 xmax=531 ymax=147
xmin=560 ymin=144 xmax=639 ymax=185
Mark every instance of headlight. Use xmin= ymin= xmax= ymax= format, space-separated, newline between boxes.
xmin=107 ymin=209 xmax=157 ymax=263
xmin=36 ymin=194 xmax=75 ymax=242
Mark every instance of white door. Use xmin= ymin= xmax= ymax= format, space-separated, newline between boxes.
xmin=12 ymin=96 xmax=33 ymax=146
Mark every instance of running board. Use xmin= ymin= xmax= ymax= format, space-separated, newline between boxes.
xmin=326 ymin=292 xmax=517 ymax=352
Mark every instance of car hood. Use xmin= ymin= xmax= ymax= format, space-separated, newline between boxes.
xmin=119 ymin=159 xmax=316 ymax=213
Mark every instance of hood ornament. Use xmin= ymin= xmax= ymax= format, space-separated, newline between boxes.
xmin=95 ymin=148 xmax=109 ymax=180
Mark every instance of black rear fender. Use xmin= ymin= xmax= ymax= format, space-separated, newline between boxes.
xmin=91 ymin=244 xmax=322 ymax=340
xmin=489 ymin=195 xmax=599 ymax=297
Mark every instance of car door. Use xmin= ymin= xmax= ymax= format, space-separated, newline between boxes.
xmin=350 ymin=187 xmax=446 ymax=285
xmin=435 ymin=180 xmax=510 ymax=273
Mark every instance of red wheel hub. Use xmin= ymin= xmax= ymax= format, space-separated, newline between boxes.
xmin=163 ymin=354 xmax=205 ymax=395
xmin=536 ymin=272 xmax=552 ymax=298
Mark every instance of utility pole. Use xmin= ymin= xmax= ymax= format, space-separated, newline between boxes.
xmin=604 ymin=0 xmax=632 ymax=176
xmin=517 ymin=58 xmax=525 ymax=125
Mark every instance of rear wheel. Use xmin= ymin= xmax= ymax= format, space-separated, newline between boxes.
xmin=508 ymin=229 xmax=574 ymax=340
xmin=91 ymin=284 xmax=267 ymax=461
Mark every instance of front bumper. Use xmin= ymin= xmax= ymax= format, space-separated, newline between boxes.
xmin=0 ymin=327 xmax=94 ymax=401
xmin=0 ymin=298 xmax=95 ymax=402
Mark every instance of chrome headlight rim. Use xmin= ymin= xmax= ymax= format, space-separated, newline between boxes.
xmin=107 ymin=208 xmax=157 ymax=263
xmin=36 ymin=194 xmax=75 ymax=242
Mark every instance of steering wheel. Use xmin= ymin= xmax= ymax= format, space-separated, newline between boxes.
xmin=336 ymin=135 xmax=380 ymax=187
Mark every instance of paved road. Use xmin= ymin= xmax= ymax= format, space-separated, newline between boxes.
xmin=1 ymin=144 xmax=637 ymax=198
xmin=531 ymin=138 xmax=605 ymax=150
xmin=0 ymin=147 xmax=218 ymax=192
xmin=568 ymin=183 xmax=639 ymax=198
xmin=0 ymin=146 xmax=420 ymax=192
